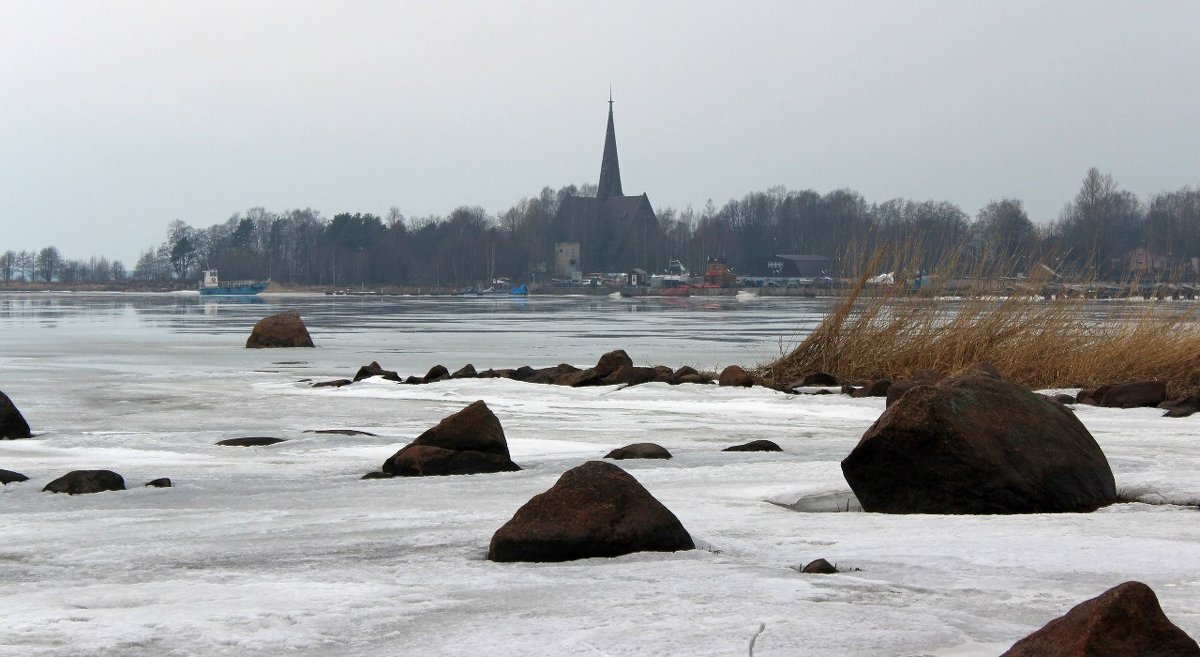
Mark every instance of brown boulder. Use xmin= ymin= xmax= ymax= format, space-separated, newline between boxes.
xmin=718 ymin=365 xmax=754 ymax=387
xmin=602 ymin=366 xmax=661 ymax=387
xmin=423 ymin=364 xmax=450 ymax=383
xmin=556 ymin=368 xmax=603 ymax=387
xmin=245 ymin=311 xmax=314 ymax=348
xmin=1097 ymin=380 xmax=1167 ymax=408
xmin=1162 ymin=396 xmax=1200 ymax=418
xmin=674 ymin=373 xmax=713 ymax=385
xmin=526 ymin=364 xmax=580 ymax=385
xmin=605 ymin=442 xmax=672 ymax=460
xmin=1000 ymin=581 xmax=1200 ymax=657
xmin=842 ymin=374 xmax=1116 ymax=514
xmin=509 ymin=366 xmax=537 ymax=381
xmin=594 ymin=349 xmax=633 ymax=377
xmin=381 ymin=401 xmax=520 ymax=476
xmin=852 ymin=379 xmax=892 ymax=398
xmin=450 ymin=364 xmax=478 ymax=379
xmin=217 ymin=437 xmax=287 ymax=447
xmin=885 ymin=381 xmax=916 ymax=407
xmin=801 ymin=371 xmax=839 ymax=387
xmin=383 ymin=444 xmax=521 ymax=477
xmin=0 ymin=390 xmax=31 ymax=439
xmin=312 ymin=379 xmax=352 ymax=388
xmin=487 ymin=460 xmax=694 ymax=562
xmin=723 ymin=439 xmax=782 ymax=452
xmin=354 ymin=361 xmax=395 ymax=381
xmin=801 ymin=558 xmax=838 ymax=574
xmin=43 ymin=470 xmax=126 ymax=495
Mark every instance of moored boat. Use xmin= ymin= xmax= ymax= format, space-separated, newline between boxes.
xmin=199 ymin=270 xmax=269 ymax=297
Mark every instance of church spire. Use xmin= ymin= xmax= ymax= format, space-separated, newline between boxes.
xmin=597 ymin=89 xmax=623 ymax=199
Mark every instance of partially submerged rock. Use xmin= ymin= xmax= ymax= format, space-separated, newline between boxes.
xmin=381 ymin=400 xmax=520 ymax=476
xmin=1161 ymin=396 xmax=1200 ymax=418
xmin=723 ymin=439 xmax=782 ymax=452
xmin=246 ymin=311 xmax=314 ymax=348
xmin=602 ymin=366 xmax=661 ymax=387
xmin=354 ymin=361 xmax=399 ymax=382
xmin=842 ymin=374 xmax=1117 ymax=514
xmin=594 ymin=349 xmax=633 ymax=377
xmin=488 ymin=461 xmax=694 ymax=562
xmin=216 ymin=437 xmax=288 ymax=447
xmin=0 ymin=468 xmax=29 ymax=485
xmin=423 ymin=364 xmax=450 ymax=383
xmin=605 ymin=442 xmax=673 ymax=460
xmin=0 ymin=390 xmax=32 ymax=439
xmin=450 ymin=364 xmax=478 ymax=379
xmin=801 ymin=558 xmax=838 ymax=574
xmin=305 ymin=429 xmax=378 ymax=436
xmin=312 ymin=379 xmax=352 ymax=388
xmin=43 ymin=470 xmax=126 ymax=495
xmin=851 ymin=379 xmax=891 ymax=398
xmin=144 ymin=477 xmax=172 ymax=488
xmin=1000 ymin=581 xmax=1200 ymax=657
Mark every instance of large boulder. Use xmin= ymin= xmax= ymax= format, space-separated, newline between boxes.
xmin=487 ymin=461 xmax=694 ymax=562
xmin=594 ymin=350 xmax=633 ymax=377
xmin=841 ymin=374 xmax=1117 ymax=514
xmin=0 ymin=390 xmax=31 ymax=439
xmin=43 ymin=470 xmax=126 ymax=495
xmin=245 ymin=311 xmax=314 ymax=348
xmin=381 ymin=400 xmax=520 ymax=476
xmin=605 ymin=442 xmax=672 ymax=460
xmin=1000 ymin=581 xmax=1200 ymax=657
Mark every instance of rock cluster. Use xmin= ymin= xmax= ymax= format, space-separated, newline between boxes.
xmin=320 ymin=350 xmax=719 ymax=391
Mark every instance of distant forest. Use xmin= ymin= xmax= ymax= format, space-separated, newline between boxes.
xmin=4 ymin=168 xmax=1199 ymax=287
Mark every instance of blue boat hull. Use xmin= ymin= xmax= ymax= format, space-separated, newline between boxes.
xmin=199 ymin=282 xmax=269 ymax=296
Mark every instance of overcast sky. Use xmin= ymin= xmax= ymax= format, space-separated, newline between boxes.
xmin=3 ymin=1 xmax=1198 ymax=263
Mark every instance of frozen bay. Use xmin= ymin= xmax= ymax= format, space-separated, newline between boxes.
xmin=1 ymin=293 xmax=1198 ymax=656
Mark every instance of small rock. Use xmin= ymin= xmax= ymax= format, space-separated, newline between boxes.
xmin=305 ymin=429 xmax=378 ymax=436
xmin=605 ymin=443 xmax=672 ymax=460
xmin=0 ymin=468 xmax=30 ymax=485
xmin=1051 ymin=393 xmax=1078 ymax=405
xmin=245 ymin=310 xmax=315 ymax=348
xmin=526 ymin=364 xmax=581 ymax=385
xmin=43 ymin=470 xmax=126 ymax=495
xmin=1079 ymin=380 xmax=1167 ymax=408
xmin=361 ymin=471 xmax=396 ymax=480
xmin=801 ymin=558 xmax=838 ymax=574
xmin=1000 ymin=581 xmax=1200 ymax=657
xmin=674 ymin=373 xmax=713 ymax=385
xmin=852 ymin=379 xmax=891 ymax=398
xmin=723 ymin=439 xmax=782 ymax=452
xmin=216 ymin=437 xmax=288 ymax=447
xmin=353 ymin=361 xmax=395 ymax=381
xmin=144 ymin=478 xmax=172 ymax=488
xmin=488 ymin=461 xmax=694 ymax=562
xmin=718 ymin=365 xmax=754 ymax=387
xmin=450 ymin=364 xmax=478 ymax=379
xmin=557 ymin=368 xmax=603 ymax=387
xmin=0 ymin=390 xmax=32 ymax=439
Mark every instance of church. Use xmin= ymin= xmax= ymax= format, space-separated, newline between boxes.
xmin=553 ymin=97 xmax=663 ymax=275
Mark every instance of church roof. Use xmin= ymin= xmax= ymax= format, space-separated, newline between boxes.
xmin=597 ymin=96 xmax=623 ymax=199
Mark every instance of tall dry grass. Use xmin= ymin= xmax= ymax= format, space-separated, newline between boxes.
xmin=762 ymin=244 xmax=1200 ymax=397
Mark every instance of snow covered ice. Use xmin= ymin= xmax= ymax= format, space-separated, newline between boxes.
xmin=1 ymin=294 xmax=1198 ymax=656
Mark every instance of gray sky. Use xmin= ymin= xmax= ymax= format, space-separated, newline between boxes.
xmin=3 ymin=1 xmax=1199 ymax=264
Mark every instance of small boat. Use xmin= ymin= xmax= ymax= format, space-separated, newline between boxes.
xmin=199 ymin=269 xmax=269 ymax=297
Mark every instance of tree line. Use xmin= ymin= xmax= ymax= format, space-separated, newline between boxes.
xmin=4 ymin=168 xmax=1199 ymax=287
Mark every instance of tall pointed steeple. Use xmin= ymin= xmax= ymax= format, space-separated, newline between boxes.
xmin=597 ymin=89 xmax=623 ymax=199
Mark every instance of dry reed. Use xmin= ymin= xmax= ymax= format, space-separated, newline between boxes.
xmin=762 ymin=245 xmax=1200 ymax=397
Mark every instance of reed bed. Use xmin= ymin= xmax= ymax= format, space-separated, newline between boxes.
xmin=762 ymin=249 xmax=1200 ymax=397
